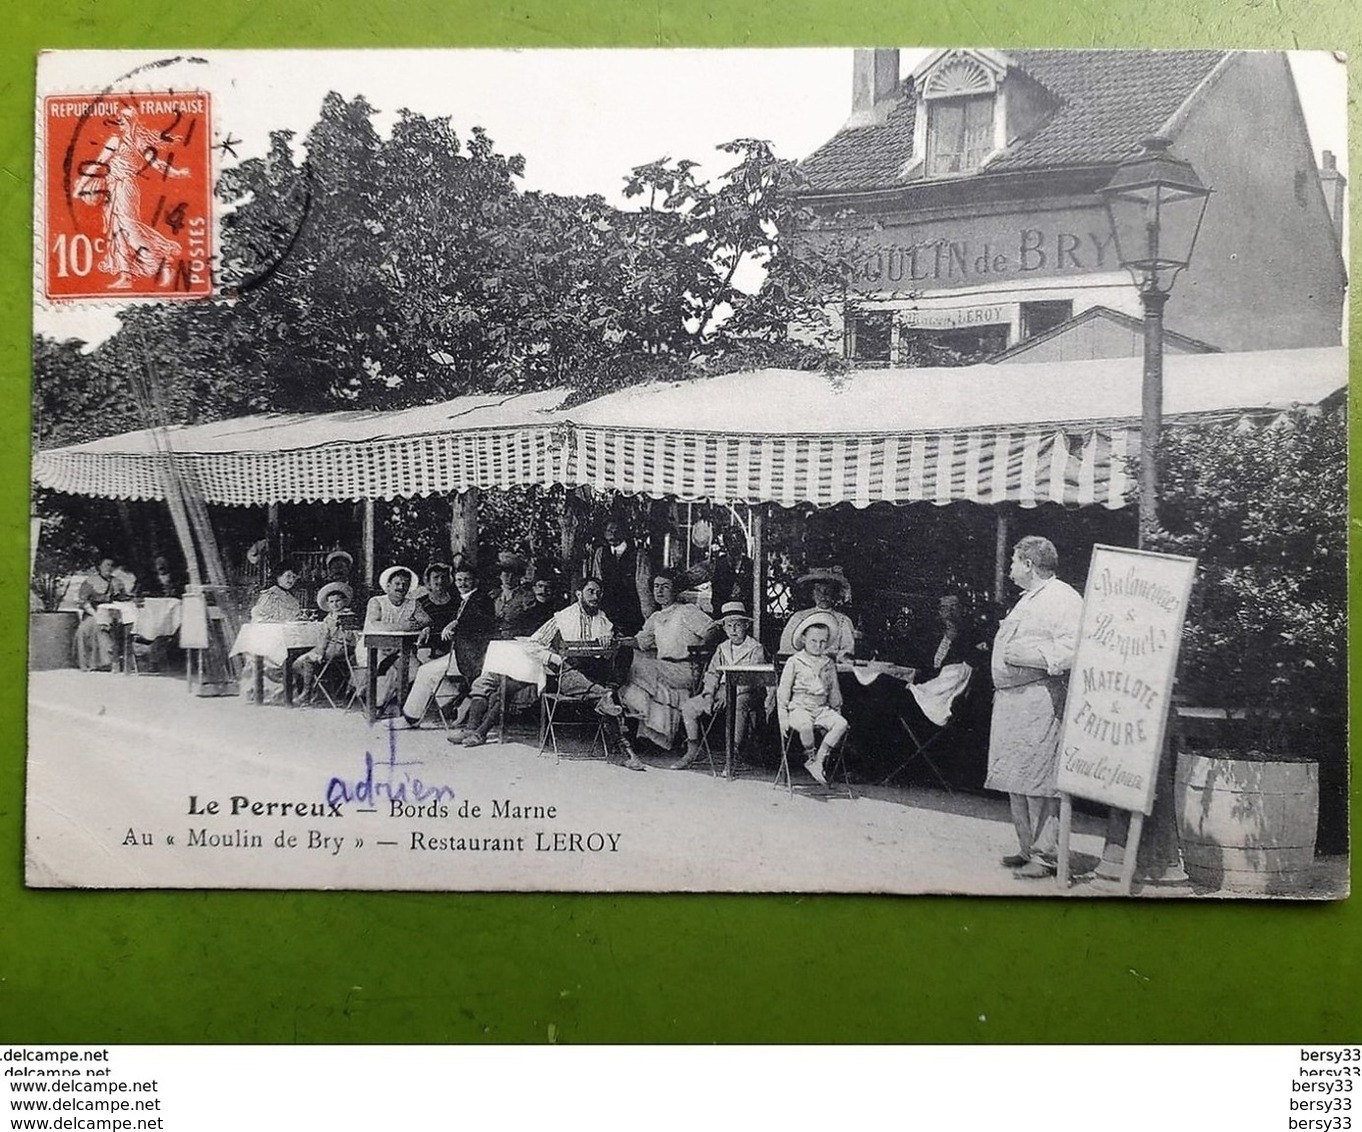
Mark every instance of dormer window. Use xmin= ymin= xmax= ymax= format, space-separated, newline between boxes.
xmin=906 ymin=50 xmax=1020 ymax=181
xmin=922 ymin=55 xmax=999 ymax=178
xmin=926 ymin=94 xmax=995 ymax=177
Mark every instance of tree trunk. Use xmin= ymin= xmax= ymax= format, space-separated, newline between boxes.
xmin=450 ymin=488 xmax=480 ymax=568
xmin=558 ymin=488 xmax=589 ymax=587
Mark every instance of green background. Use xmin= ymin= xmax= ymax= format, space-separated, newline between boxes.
xmin=2 ymin=1 xmax=1356 ymax=1044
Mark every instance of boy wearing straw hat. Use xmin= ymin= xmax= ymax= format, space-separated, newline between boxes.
xmin=674 ymin=601 xmax=770 ymax=770
xmin=777 ymin=613 xmax=849 ymax=786
xmin=297 ymin=581 xmax=354 ymax=700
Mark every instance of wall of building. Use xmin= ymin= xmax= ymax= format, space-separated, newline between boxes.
xmin=1164 ymin=52 xmax=1346 ymax=350
xmin=994 ymin=316 xmax=1209 ymax=365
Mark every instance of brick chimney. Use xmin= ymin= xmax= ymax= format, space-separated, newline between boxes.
xmin=844 ymin=48 xmax=901 ymax=129
xmin=1318 ymin=150 xmax=1347 ymax=244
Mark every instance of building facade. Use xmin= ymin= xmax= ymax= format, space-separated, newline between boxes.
xmin=798 ymin=49 xmax=1347 ymax=366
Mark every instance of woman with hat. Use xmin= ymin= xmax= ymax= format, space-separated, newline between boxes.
xmin=362 ymin=565 xmax=432 ymax=713
xmin=619 ymin=570 xmax=723 ymax=751
xmin=674 ymin=601 xmax=771 ymax=771
xmin=778 ymin=566 xmax=857 ymax=660
xmin=239 ymin=560 xmax=304 ymax=703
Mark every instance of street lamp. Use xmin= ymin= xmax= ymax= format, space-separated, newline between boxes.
xmin=1099 ymin=137 xmax=1211 ymax=548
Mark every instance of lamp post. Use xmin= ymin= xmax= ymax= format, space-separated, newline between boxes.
xmin=1092 ymin=138 xmax=1211 ymax=886
xmin=1099 ymin=137 xmax=1211 ymax=547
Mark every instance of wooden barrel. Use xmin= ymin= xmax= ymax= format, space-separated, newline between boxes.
xmin=1175 ymin=751 xmax=1318 ymax=894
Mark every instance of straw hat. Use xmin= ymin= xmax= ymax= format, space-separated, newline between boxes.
xmin=315 ymin=581 xmax=354 ymax=611
xmin=497 ymin=550 xmax=526 ymax=574
xmin=719 ymin=601 xmax=753 ymax=623
xmin=325 ymin=549 xmax=354 ymax=570
xmin=792 ymin=611 xmax=840 ymax=649
xmin=795 ymin=566 xmax=850 ymax=595
xmin=378 ymin=565 xmax=416 ymax=591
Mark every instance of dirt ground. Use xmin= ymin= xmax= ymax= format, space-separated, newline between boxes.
xmin=24 ymin=669 xmax=1346 ymax=899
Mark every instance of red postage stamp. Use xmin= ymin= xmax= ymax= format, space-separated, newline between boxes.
xmin=42 ymin=91 xmax=213 ymax=300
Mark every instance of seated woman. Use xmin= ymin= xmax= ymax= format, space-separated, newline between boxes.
xmin=674 ymin=601 xmax=771 ymax=770
xmin=619 ymin=571 xmax=722 ymax=751
xmin=362 ymin=565 xmax=431 ymax=715
xmin=74 ymin=556 xmax=131 ymax=671
xmin=778 ymin=567 xmax=856 ymax=660
xmin=240 ymin=561 xmax=304 ymax=703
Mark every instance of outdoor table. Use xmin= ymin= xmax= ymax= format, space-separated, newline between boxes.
xmin=837 ymin=659 xmax=917 ymax=687
xmin=482 ymin=639 xmax=549 ymax=739
xmin=360 ymin=630 xmax=423 ymax=723
xmin=230 ymin=621 xmax=328 ymax=707
xmin=94 ymin=601 xmax=139 ymax=673
xmin=716 ymin=663 xmax=778 ymax=779
xmin=95 ymin=597 xmax=184 ymax=674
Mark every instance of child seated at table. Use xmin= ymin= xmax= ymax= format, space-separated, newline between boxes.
xmin=674 ymin=602 xmax=770 ymax=770
xmin=298 ymin=581 xmax=354 ymax=702
xmin=777 ymin=613 xmax=848 ymax=786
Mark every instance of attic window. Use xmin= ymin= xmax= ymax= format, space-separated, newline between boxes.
xmin=926 ymin=95 xmax=995 ymax=177
xmin=916 ymin=53 xmax=1002 ymax=179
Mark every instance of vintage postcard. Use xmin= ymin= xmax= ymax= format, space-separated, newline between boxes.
xmin=28 ymin=48 xmax=1348 ymax=896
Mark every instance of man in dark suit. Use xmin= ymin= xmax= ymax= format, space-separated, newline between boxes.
xmin=396 ymin=564 xmax=497 ymax=727
xmin=916 ymin=594 xmax=987 ymax=680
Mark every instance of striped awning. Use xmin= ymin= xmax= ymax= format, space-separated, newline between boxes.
xmin=563 ymin=348 xmax=1345 ymax=510
xmin=569 ymin=425 xmax=1135 ymax=508
xmin=33 ymin=390 xmax=572 ymax=505
xmin=32 ymin=348 xmax=1345 ymax=510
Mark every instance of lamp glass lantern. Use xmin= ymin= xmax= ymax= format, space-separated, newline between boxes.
xmin=1099 ymin=137 xmax=1211 ymax=295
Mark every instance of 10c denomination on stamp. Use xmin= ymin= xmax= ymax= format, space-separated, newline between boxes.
xmin=43 ymin=91 xmax=213 ymax=300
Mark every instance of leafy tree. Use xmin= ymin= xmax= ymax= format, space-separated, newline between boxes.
xmin=36 ymin=93 xmax=867 ymax=435
xmin=1146 ymin=407 xmax=1347 ymax=754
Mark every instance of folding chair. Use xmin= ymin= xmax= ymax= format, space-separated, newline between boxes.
xmin=537 ymin=669 xmax=608 ymax=763
xmin=880 ymin=665 xmax=975 ymax=791
xmin=773 ymin=711 xmax=854 ymax=798
xmin=309 ymin=629 xmax=363 ymax=711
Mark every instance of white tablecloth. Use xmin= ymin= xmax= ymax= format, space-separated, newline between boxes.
xmin=230 ymin=621 xmax=327 ymax=667
xmin=92 ymin=598 xmax=183 ymax=638
xmin=482 ymin=639 xmax=547 ymax=690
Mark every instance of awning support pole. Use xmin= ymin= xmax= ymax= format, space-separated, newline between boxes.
xmin=362 ymin=500 xmax=375 ymax=589
xmin=752 ymin=505 xmax=766 ymax=646
xmin=994 ymin=509 xmax=1011 ymax=605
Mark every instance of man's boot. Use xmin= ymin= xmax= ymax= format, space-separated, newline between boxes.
xmin=448 ymin=697 xmax=487 ymax=747
xmin=461 ymin=697 xmax=495 ymax=746
xmin=610 ymin=721 xmax=646 ymax=771
xmin=670 ymin=740 xmax=701 ymax=771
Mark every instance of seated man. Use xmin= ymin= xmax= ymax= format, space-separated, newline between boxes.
xmin=397 ymin=565 xmax=496 ymax=727
xmin=363 ymin=565 xmax=432 ymax=713
xmin=416 ymin=563 xmax=460 ymax=662
xmin=450 ymin=572 xmax=562 ymax=748
xmin=509 ymin=577 xmax=645 ymax=771
xmin=493 ymin=550 xmax=536 ymax=634
xmin=619 ymin=571 xmax=723 ymax=751
xmin=674 ymin=601 xmax=770 ymax=770
xmin=778 ymin=567 xmax=856 ymax=660
xmin=778 ymin=614 xmax=849 ymax=786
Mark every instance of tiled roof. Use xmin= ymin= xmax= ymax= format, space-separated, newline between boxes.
xmin=798 ymin=49 xmax=1228 ymax=193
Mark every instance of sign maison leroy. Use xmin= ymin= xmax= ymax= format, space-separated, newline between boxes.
xmin=854 ymin=206 xmax=1120 ymax=291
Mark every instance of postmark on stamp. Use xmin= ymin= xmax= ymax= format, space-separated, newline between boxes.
xmin=42 ymin=90 xmax=213 ymax=300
